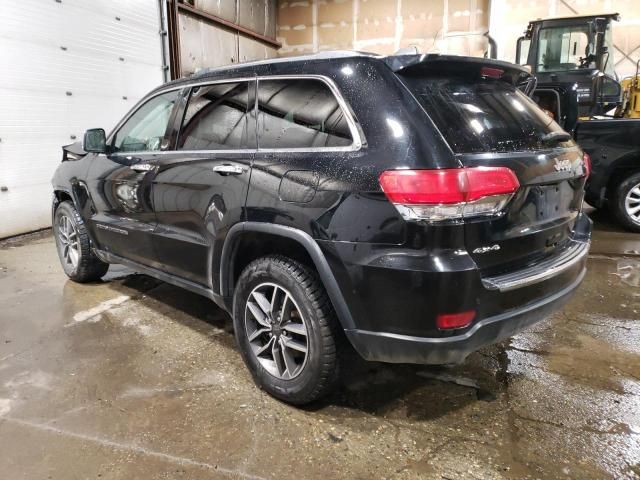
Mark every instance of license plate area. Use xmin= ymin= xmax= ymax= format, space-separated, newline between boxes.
xmin=532 ymin=183 xmax=575 ymax=221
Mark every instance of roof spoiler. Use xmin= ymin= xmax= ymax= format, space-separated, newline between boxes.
xmin=385 ymin=54 xmax=536 ymax=94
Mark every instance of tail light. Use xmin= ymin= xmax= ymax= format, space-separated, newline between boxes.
xmin=583 ymin=152 xmax=592 ymax=178
xmin=480 ymin=66 xmax=504 ymax=79
xmin=379 ymin=167 xmax=520 ymax=222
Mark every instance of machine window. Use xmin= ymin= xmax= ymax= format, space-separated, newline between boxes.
xmin=535 ymin=25 xmax=617 ymax=75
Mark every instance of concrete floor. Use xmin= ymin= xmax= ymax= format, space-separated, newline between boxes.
xmin=0 ymin=212 xmax=639 ymax=479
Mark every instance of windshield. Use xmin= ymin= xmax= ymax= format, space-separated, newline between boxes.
xmin=401 ymin=74 xmax=571 ymax=154
xmin=536 ymin=24 xmax=615 ymax=76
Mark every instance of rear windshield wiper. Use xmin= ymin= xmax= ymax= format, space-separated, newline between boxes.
xmin=541 ymin=131 xmax=572 ymax=144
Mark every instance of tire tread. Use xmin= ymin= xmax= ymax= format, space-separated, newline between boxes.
xmin=55 ymin=201 xmax=109 ymax=282
xmin=235 ymin=254 xmax=340 ymax=405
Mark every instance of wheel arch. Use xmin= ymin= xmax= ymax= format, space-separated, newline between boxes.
xmin=220 ymin=222 xmax=355 ymax=330
xmin=52 ymin=188 xmax=75 ymax=221
xmin=53 ymin=181 xmax=94 ymax=217
xmin=605 ymin=154 xmax=640 ymax=200
xmin=52 ymin=183 xmax=100 ymax=252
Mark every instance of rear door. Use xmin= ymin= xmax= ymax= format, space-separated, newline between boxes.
xmin=151 ymin=80 xmax=255 ymax=288
xmin=86 ymin=90 xmax=181 ymax=267
xmin=399 ymin=68 xmax=588 ymax=274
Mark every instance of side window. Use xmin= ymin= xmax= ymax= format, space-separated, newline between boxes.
xmin=257 ymin=78 xmax=354 ymax=149
xmin=113 ymin=91 xmax=179 ymax=153
xmin=177 ymin=81 xmax=251 ymax=150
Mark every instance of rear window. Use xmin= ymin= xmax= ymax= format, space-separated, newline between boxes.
xmin=400 ymin=74 xmax=571 ymax=154
xmin=257 ymin=78 xmax=353 ymax=149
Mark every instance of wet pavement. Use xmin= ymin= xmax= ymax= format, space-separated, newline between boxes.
xmin=0 ymin=214 xmax=639 ymax=479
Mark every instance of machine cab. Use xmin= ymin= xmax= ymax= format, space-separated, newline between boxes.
xmin=516 ymin=13 xmax=621 ymax=119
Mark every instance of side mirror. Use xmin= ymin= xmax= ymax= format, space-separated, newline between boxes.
xmin=515 ymin=36 xmax=531 ymax=66
xmin=83 ymin=128 xmax=106 ymax=153
xmin=515 ymin=37 xmax=524 ymax=64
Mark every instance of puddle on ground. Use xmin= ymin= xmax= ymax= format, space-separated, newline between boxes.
xmin=615 ymin=259 xmax=640 ymax=287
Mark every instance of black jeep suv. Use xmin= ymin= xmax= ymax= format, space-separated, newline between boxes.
xmin=52 ymin=51 xmax=591 ymax=404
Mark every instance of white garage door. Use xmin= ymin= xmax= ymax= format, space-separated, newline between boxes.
xmin=0 ymin=0 xmax=165 ymax=238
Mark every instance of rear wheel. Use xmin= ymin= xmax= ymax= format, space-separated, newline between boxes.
xmin=233 ymin=255 xmax=339 ymax=405
xmin=54 ymin=201 xmax=109 ymax=282
xmin=611 ymin=172 xmax=640 ymax=233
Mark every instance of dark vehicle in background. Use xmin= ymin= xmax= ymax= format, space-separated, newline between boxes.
xmin=52 ymin=51 xmax=591 ymax=405
xmin=515 ymin=13 xmax=640 ymax=231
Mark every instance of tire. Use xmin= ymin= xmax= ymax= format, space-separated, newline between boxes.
xmin=611 ymin=172 xmax=640 ymax=233
xmin=233 ymin=255 xmax=340 ymax=405
xmin=53 ymin=200 xmax=109 ymax=282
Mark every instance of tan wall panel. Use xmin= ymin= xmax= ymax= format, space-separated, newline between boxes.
xmin=239 ymin=35 xmax=278 ymax=63
xmin=277 ymin=0 xmax=490 ymax=57
xmin=279 ymin=2 xmax=313 ymax=26
xmin=317 ymin=22 xmax=354 ymax=50
xmin=277 ymin=1 xmax=314 ymax=54
xmin=239 ymin=0 xmax=267 ymax=35
xmin=266 ymin=0 xmax=278 ymax=38
xmin=193 ymin=0 xmax=237 ymax=22
xmin=317 ymin=0 xmax=353 ymax=50
xmin=177 ymin=1 xmax=278 ymax=77
xmin=279 ymin=25 xmax=314 ymax=50
xmin=448 ymin=0 xmax=473 ymax=31
xmin=318 ymin=0 xmax=352 ymax=24
xmin=179 ymin=13 xmax=238 ymax=76
xmin=357 ymin=0 xmax=396 ymax=40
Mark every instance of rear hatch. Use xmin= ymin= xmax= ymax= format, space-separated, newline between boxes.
xmin=394 ymin=57 xmax=587 ymax=275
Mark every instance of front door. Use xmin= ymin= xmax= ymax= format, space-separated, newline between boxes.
xmin=151 ymin=80 xmax=255 ymax=288
xmin=85 ymin=89 xmax=181 ymax=267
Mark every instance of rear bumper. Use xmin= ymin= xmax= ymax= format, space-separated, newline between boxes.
xmin=319 ymin=212 xmax=591 ymax=365
xmin=345 ymin=266 xmax=585 ymax=364
xmin=481 ymin=239 xmax=589 ymax=292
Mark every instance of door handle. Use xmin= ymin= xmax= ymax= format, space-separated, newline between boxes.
xmin=212 ymin=164 xmax=245 ymax=175
xmin=130 ymin=163 xmax=155 ymax=172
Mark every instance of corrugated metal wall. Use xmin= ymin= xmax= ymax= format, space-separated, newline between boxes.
xmin=276 ymin=0 xmax=490 ymax=58
xmin=177 ymin=0 xmax=278 ymax=76
xmin=0 ymin=0 xmax=165 ymax=238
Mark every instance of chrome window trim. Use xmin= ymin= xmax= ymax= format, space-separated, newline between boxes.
xmin=106 ymin=74 xmax=364 ymax=156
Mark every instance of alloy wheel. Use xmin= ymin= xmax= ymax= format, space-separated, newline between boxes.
xmin=244 ymin=282 xmax=309 ymax=380
xmin=57 ymin=214 xmax=80 ymax=269
xmin=625 ymin=182 xmax=640 ymax=224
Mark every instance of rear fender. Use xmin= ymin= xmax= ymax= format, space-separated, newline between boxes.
xmin=220 ymin=222 xmax=356 ymax=331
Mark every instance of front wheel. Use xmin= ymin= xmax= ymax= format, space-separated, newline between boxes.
xmin=53 ymin=201 xmax=109 ymax=282
xmin=611 ymin=172 xmax=640 ymax=233
xmin=233 ymin=255 xmax=340 ymax=405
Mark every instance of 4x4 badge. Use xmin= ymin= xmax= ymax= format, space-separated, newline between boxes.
xmin=473 ymin=244 xmax=500 ymax=254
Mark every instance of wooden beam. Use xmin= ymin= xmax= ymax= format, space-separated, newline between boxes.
xmin=167 ymin=0 xmax=182 ymax=79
